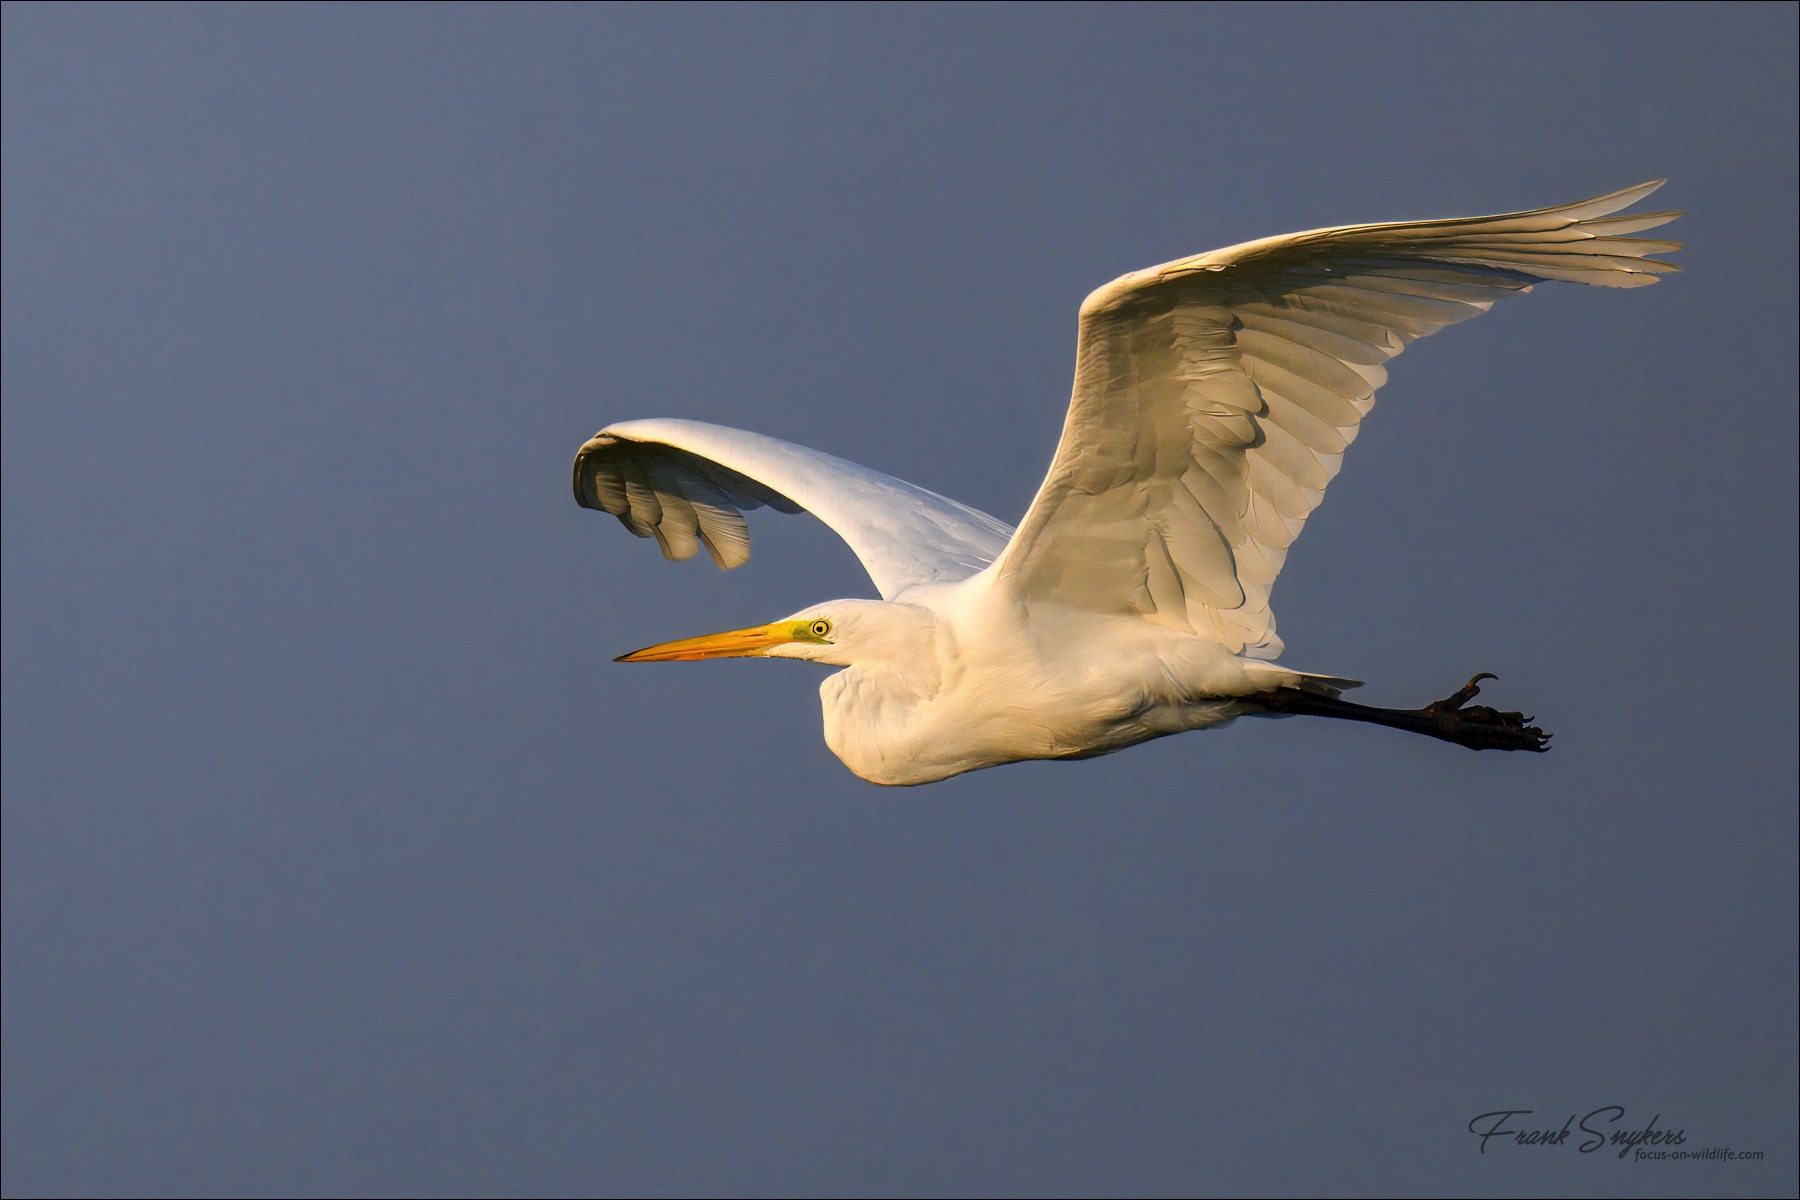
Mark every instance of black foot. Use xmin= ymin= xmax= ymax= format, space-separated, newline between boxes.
xmin=1419 ymin=673 xmax=1551 ymax=753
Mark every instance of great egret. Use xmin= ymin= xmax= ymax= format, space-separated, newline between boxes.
xmin=574 ymin=182 xmax=1679 ymax=785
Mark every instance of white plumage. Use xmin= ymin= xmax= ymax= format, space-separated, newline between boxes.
xmin=575 ymin=183 xmax=1679 ymax=784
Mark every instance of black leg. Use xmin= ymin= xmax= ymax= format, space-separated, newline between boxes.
xmin=1255 ymin=674 xmax=1551 ymax=752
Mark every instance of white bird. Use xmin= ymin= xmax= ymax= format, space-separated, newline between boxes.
xmin=574 ymin=182 xmax=1680 ymax=785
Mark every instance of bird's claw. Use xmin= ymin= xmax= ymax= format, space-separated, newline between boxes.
xmin=1419 ymin=673 xmax=1550 ymax=752
xmin=1425 ymin=672 xmax=1499 ymax=713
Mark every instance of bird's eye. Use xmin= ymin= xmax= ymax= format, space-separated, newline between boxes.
xmin=809 ymin=619 xmax=832 ymax=639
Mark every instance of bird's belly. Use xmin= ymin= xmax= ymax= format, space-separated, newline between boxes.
xmin=821 ymin=659 xmax=1243 ymax=786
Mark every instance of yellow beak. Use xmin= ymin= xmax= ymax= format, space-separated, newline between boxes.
xmin=614 ymin=622 xmax=794 ymax=663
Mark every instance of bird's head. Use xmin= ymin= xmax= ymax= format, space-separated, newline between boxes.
xmin=614 ymin=599 xmax=926 ymax=670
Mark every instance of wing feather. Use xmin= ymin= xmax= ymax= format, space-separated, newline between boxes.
xmin=992 ymin=182 xmax=1680 ymax=655
xmin=573 ymin=418 xmax=1013 ymax=598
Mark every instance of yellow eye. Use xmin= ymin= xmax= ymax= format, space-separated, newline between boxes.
xmin=808 ymin=619 xmax=832 ymax=639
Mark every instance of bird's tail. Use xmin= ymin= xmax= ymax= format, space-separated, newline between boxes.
xmin=1242 ymin=661 xmax=1363 ymax=698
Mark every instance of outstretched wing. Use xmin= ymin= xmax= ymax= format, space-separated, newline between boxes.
xmin=573 ymin=418 xmax=1014 ymax=600
xmin=992 ymin=181 xmax=1681 ymax=657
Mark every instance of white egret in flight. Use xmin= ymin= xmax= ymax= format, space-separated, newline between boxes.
xmin=574 ymin=183 xmax=1680 ymax=785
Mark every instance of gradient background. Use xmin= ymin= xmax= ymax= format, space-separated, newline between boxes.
xmin=4 ymin=4 xmax=1795 ymax=1197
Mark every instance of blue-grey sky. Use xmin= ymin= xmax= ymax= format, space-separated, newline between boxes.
xmin=4 ymin=4 xmax=1795 ymax=1197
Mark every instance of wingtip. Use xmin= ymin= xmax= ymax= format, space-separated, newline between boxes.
xmin=1567 ymin=179 xmax=1672 ymax=221
xmin=571 ymin=432 xmax=614 ymax=509
xmin=572 ymin=445 xmax=594 ymax=507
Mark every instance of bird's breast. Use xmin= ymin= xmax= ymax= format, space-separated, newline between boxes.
xmin=816 ymin=632 xmax=1241 ymax=786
